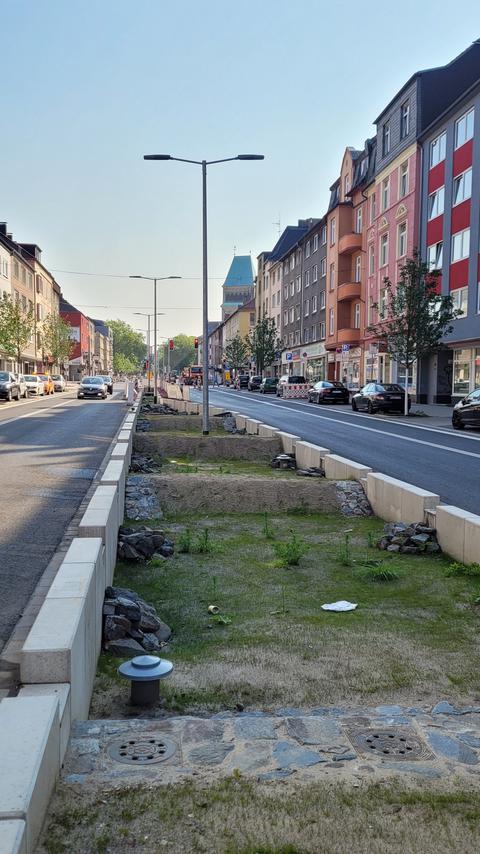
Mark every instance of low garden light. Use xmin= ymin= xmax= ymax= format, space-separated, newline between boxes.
xmin=118 ymin=654 xmax=173 ymax=705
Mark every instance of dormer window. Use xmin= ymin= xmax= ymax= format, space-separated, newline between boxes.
xmin=382 ymin=121 xmax=391 ymax=156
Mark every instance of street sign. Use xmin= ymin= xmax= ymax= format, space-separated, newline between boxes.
xmin=342 ymin=344 xmax=350 ymax=352
xmin=274 ymin=350 xmax=281 ymax=360
xmin=285 ymin=352 xmax=293 ymax=361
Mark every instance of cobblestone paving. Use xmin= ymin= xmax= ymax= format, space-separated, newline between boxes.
xmin=63 ymin=701 xmax=480 ymax=787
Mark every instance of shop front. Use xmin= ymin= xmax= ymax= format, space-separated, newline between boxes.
xmin=452 ymin=346 xmax=480 ymax=401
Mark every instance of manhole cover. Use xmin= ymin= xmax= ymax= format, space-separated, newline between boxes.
xmin=108 ymin=735 xmax=177 ymax=765
xmin=346 ymin=727 xmax=433 ymax=761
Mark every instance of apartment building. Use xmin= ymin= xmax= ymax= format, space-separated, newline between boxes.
xmin=0 ymin=224 xmax=37 ymax=371
xmin=91 ymin=319 xmax=114 ymax=373
xmin=19 ymin=242 xmax=61 ymax=370
xmin=60 ymin=297 xmax=96 ymax=380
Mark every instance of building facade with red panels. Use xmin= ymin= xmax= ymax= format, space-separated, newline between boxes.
xmin=60 ymin=297 xmax=96 ymax=380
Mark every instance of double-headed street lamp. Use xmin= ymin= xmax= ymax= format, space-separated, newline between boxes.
xmin=130 ymin=275 xmax=181 ymax=403
xmin=134 ymin=311 xmax=165 ymax=392
xmin=144 ymin=153 xmax=264 ymax=434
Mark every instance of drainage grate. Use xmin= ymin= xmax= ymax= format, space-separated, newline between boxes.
xmin=346 ymin=727 xmax=434 ymax=761
xmin=108 ymin=735 xmax=177 ymax=765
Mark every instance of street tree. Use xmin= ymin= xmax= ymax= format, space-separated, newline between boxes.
xmin=106 ymin=319 xmax=146 ymax=373
xmin=0 ymin=294 xmax=35 ymax=370
xmin=41 ymin=313 xmax=74 ymax=370
xmin=224 ymin=333 xmax=250 ymax=372
xmin=167 ymin=334 xmax=197 ymax=372
xmin=367 ymin=253 xmax=461 ymax=415
xmin=246 ymin=316 xmax=281 ymax=376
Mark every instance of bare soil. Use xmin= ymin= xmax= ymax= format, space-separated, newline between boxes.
xmin=134 ymin=432 xmax=282 ymax=461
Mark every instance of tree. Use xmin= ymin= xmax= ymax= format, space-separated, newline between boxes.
xmin=367 ymin=253 xmax=461 ymax=415
xmin=224 ymin=333 xmax=250 ymax=372
xmin=0 ymin=294 xmax=35 ymax=369
xmin=41 ymin=313 xmax=74 ymax=369
xmin=106 ymin=319 xmax=146 ymax=373
xmin=246 ymin=316 xmax=281 ymax=376
xmin=167 ymin=334 xmax=197 ymax=372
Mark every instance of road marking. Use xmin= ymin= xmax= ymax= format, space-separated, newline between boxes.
xmin=0 ymin=398 xmax=78 ymax=428
xmin=206 ymin=390 xmax=480 ymax=461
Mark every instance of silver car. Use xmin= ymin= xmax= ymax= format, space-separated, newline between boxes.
xmin=51 ymin=374 xmax=66 ymax=392
xmin=14 ymin=374 xmax=28 ymax=398
xmin=24 ymin=374 xmax=45 ymax=396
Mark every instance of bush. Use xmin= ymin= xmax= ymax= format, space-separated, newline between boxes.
xmin=361 ymin=566 xmax=399 ymax=583
xmin=446 ymin=561 xmax=480 ymax=578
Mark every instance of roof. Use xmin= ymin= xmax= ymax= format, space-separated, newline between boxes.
xmin=268 ymin=222 xmax=312 ymax=263
xmin=223 ymin=255 xmax=255 ymax=288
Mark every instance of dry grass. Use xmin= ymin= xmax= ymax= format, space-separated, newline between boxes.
xmin=38 ymin=776 xmax=480 ymax=854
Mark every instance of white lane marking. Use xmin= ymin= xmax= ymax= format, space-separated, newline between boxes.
xmin=206 ymin=390 xmax=480 ymax=461
xmin=0 ymin=398 xmax=79 ymax=428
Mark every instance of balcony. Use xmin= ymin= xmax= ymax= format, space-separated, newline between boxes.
xmin=338 ymin=232 xmax=362 ymax=255
xmin=337 ymin=327 xmax=361 ymax=346
xmin=337 ymin=281 xmax=361 ymax=302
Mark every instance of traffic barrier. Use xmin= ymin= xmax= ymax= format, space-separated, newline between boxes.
xmin=295 ymin=441 xmax=330 ymax=470
xmin=18 ymin=684 xmax=71 ymax=766
xmin=282 ymin=384 xmax=310 ymax=399
xmin=101 ymin=458 xmax=127 ymax=521
xmin=245 ymin=418 xmax=261 ymax=435
xmin=323 ymin=454 xmax=372 ymax=480
xmin=78 ymin=485 xmax=118 ymax=584
xmin=258 ymin=424 xmax=281 ymax=438
xmin=275 ymin=431 xmax=300 ymax=455
xmin=0 ymin=820 xmax=26 ymax=854
xmin=366 ymin=473 xmax=440 ymax=523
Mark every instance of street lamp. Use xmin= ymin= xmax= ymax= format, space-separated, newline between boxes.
xmin=130 ymin=276 xmax=181 ymax=403
xmin=134 ymin=311 xmax=165 ymax=393
xmin=144 ymin=153 xmax=264 ymax=434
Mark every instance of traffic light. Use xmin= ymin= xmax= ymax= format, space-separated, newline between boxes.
xmin=169 ymin=339 xmax=174 ymax=351
xmin=194 ymin=337 xmax=199 ymax=349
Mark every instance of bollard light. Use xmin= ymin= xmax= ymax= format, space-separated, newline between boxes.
xmin=118 ymin=654 xmax=173 ymax=706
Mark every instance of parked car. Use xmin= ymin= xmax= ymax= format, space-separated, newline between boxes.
xmin=51 ymin=374 xmax=66 ymax=392
xmin=97 ymin=375 xmax=113 ymax=394
xmin=452 ymin=388 xmax=480 ymax=430
xmin=0 ymin=371 xmax=21 ymax=401
xmin=24 ymin=374 xmax=44 ymax=396
xmin=235 ymin=374 xmax=250 ymax=389
xmin=308 ymin=380 xmax=349 ymax=405
xmin=248 ymin=375 xmax=262 ymax=391
xmin=276 ymin=374 xmax=306 ymax=397
xmin=38 ymin=373 xmax=54 ymax=395
xmin=14 ymin=374 xmax=28 ymax=398
xmin=259 ymin=377 xmax=278 ymax=394
xmin=77 ymin=376 xmax=108 ymax=399
xmin=352 ymin=382 xmax=411 ymax=414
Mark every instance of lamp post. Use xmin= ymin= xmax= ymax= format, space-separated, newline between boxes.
xmin=134 ymin=312 xmax=165 ymax=393
xmin=130 ymin=276 xmax=181 ymax=403
xmin=144 ymin=153 xmax=264 ymax=434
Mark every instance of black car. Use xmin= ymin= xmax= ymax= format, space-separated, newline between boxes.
xmin=235 ymin=374 xmax=249 ymax=389
xmin=452 ymin=388 xmax=480 ymax=430
xmin=99 ymin=375 xmax=113 ymax=394
xmin=248 ymin=375 xmax=262 ymax=391
xmin=260 ymin=377 xmax=278 ymax=394
xmin=308 ymin=380 xmax=349 ymax=405
xmin=352 ymin=382 xmax=410 ymax=414
xmin=0 ymin=371 xmax=21 ymax=401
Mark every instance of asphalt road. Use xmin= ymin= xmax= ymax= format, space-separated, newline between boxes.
xmin=196 ymin=387 xmax=480 ymax=514
xmin=0 ymin=385 xmax=126 ymax=653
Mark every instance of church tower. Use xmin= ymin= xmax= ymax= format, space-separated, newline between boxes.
xmin=221 ymin=255 xmax=255 ymax=320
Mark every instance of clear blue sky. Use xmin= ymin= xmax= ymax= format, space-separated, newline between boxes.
xmin=1 ymin=0 xmax=478 ymax=338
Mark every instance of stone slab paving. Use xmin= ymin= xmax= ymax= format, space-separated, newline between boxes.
xmin=62 ymin=701 xmax=480 ymax=787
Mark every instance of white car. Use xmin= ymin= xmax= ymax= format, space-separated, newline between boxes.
xmin=24 ymin=374 xmax=45 ymax=396
xmin=51 ymin=374 xmax=66 ymax=392
xmin=14 ymin=374 xmax=28 ymax=398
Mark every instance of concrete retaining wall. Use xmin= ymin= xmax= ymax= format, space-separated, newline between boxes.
xmin=295 ymin=441 xmax=330 ymax=470
xmin=78 ymin=485 xmax=119 ymax=585
xmin=323 ymin=454 xmax=372 ymax=481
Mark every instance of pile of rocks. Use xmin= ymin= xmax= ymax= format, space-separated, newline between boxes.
xmin=117 ymin=524 xmax=173 ymax=562
xmin=271 ymin=453 xmax=296 ymax=470
xmin=130 ymin=452 xmax=156 ymax=473
xmin=296 ymin=467 xmax=324 ymax=478
xmin=135 ymin=419 xmax=151 ymax=432
xmin=336 ymin=481 xmax=372 ymax=516
xmin=141 ymin=402 xmax=177 ymax=415
xmin=223 ymin=414 xmax=245 ymax=434
xmin=125 ymin=475 xmax=162 ymax=521
xmin=103 ymin=585 xmax=171 ymax=655
xmin=377 ymin=521 xmax=441 ymax=554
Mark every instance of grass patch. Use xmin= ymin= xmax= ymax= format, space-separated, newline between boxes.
xmin=161 ymin=457 xmax=297 ymax=478
xmin=38 ymin=777 xmax=480 ymax=854
xmin=91 ymin=510 xmax=480 ymax=717
xmin=446 ymin=561 xmax=480 ymax=579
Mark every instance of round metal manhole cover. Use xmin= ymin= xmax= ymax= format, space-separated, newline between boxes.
xmin=107 ymin=735 xmax=177 ymax=765
xmin=347 ymin=728 xmax=433 ymax=761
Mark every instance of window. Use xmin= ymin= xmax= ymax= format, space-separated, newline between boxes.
xmin=305 ymin=240 xmax=311 ymax=258
xmin=428 ymin=186 xmax=445 ymax=219
xmin=294 ymin=330 xmax=300 ymax=345
xmin=284 ymin=284 xmax=288 ymax=300
xmin=304 ymin=298 xmax=310 ymax=317
xmin=453 ymin=348 xmax=471 ymax=395
xmin=330 ymin=218 xmax=336 ymax=245
xmin=344 ymin=175 xmax=350 ymax=197
xmin=290 ymin=281 xmax=295 ymax=296
xmin=382 ymin=121 xmax=391 ymax=156
xmin=400 ymin=100 xmax=410 ymax=138
xmin=452 ymin=286 xmax=468 ymax=316
xmin=321 ymin=225 xmax=327 ymax=245
xmin=313 ymin=234 xmax=318 ymax=252
xmin=354 ymin=255 xmax=361 ymax=282
xmin=370 ymin=192 xmax=376 ymax=224
xmin=380 ymin=233 xmax=389 ymax=267
xmin=304 ymin=327 xmax=310 ymax=343
xmin=13 ymin=260 xmax=19 ymax=279
xmin=381 ymin=177 xmax=390 ymax=211
xmin=455 ymin=108 xmax=474 ymax=149
xmin=295 ymin=303 xmax=300 ymax=321
xmin=477 ymin=283 xmax=480 ymax=315
xmin=312 ymin=265 xmax=318 ymax=283
xmin=320 ymin=257 xmax=327 ymax=277
xmin=451 ymin=228 xmax=470 ymax=262
xmin=312 ymin=294 xmax=318 ymax=312
xmin=354 ymin=303 xmax=361 ymax=328
xmin=304 ymin=270 xmax=310 ymax=287
xmin=296 ymin=275 xmax=301 ymax=293
xmin=297 ymin=249 xmax=302 ymax=266
xmin=368 ymin=244 xmax=375 ymax=275
xmin=427 ymin=241 xmax=443 ymax=271
xmin=320 ymin=290 xmax=326 ymax=309
xmin=289 ymin=307 xmax=294 ymax=323
xmin=283 ymin=310 xmax=288 ymax=326
xmin=329 ymin=308 xmax=334 ymax=335
xmin=319 ymin=321 xmax=326 ymax=340
xmin=453 ymin=168 xmax=472 ymax=205
xmin=368 ymin=296 xmax=373 ymax=324
xmin=430 ymin=131 xmax=446 ymax=167
xmin=329 ymin=263 xmax=335 ymax=291
xmin=290 ymin=255 xmax=295 ymax=271
xmin=399 ymin=161 xmax=409 ymax=197
xmin=380 ymin=288 xmax=387 ymax=315
xmin=288 ymin=332 xmax=293 ymax=346
xmin=356 ymin=206 xmax=363 ymax=233
xmin=397 ymin=222 xmax=407 ymax=258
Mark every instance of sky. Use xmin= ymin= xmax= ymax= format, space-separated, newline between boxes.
xmin=1 ymin=0 xmax=478 ymax=342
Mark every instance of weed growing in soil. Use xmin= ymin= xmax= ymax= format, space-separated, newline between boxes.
xmin=337 ymin=530 xmax=354 ymax=566
xmin=178 ymin=528 xmax=192 ymax=553
xmin=447 ymin=562 xmax=480 ymax=579
xmin=262 ymin=512 xmax=275 ymax=540
xmin=273 ymin=531 xmax=309 ymax=566
xmin=361 ymin=565 xmax=400 ymax=583
xmin=194 ymin=528 xmax=214 ymax=554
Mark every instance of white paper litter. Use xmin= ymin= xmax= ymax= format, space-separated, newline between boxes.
xmin=321 ymin=600 xmax=358 ymax=612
